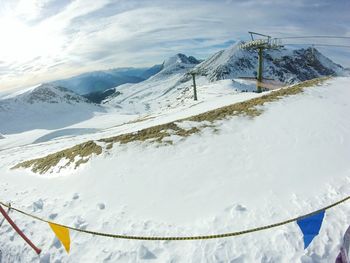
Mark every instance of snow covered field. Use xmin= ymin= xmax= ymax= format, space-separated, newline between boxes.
xmin=1 ymin=77 xmax=350 ymax=262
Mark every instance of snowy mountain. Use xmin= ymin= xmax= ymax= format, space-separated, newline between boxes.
xmin=0 ymin=84 xmax=103 ymax=134
xmin=1 ymin=84 xmax=92 ymax=105
xmin=104 ymin=53 xmax=201 ymax=113
xmin=191 ymin=42 xmax=344 ymax=83
xmin=103 ymin=44 xmax=343 ymax=114
xmin=51 ymin=65 xmax=162 ymax=95
xmin=161 ymin=53 xmax=200 ymax=73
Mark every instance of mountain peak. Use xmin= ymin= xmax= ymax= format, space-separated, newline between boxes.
xmin=194 ymin=42 xmax=344 ymax=83
xmin=8 ymin=83 xmax=91 ymax=105
xmin=162 ymin=53 xmax=200 ymax=69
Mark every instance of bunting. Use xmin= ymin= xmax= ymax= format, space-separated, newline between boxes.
xmin=49 ymin=222 xmax=71 ymax=253
xmin=297 ymin=210 xmax=325 ymax=249
xmin=0 ymin=198 xmax=349 ymax=259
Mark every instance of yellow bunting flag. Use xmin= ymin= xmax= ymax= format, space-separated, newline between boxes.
xmin=49 ymin=222 xmax=71 ymax=253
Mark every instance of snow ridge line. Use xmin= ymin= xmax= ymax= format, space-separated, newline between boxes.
xmin=1 ymin=195 xmax=349 ymax=241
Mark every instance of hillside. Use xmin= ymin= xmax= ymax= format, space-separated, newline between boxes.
xmin=104 ymin=53 xmax=201 ymax=113
xmin=1 ymin=77 xmax=350 ymax=262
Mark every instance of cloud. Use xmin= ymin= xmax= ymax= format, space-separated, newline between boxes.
xmin=0 ymin=0 xmax=349 ymax=90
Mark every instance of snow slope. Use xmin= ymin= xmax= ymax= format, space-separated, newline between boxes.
xmin=1 ymin=77 xmax=350 ymax=262
xmin=103 ymin=53 xmax=201 ymax=113
xmin=104 ymin=53 xmax=257 ymax=114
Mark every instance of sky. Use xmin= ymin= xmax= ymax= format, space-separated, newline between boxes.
xmin=0 ymin=0 xmax=349 ymax=91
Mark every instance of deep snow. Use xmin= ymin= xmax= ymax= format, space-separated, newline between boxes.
xmin=0 ymin=77 xmax=350 ymax=262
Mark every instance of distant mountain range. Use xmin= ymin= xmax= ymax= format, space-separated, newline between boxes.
xmin=50 ymin=65 xmax=163 ymax=96
xmin=57 ymin=55 xmax=199 ymax=104
xmin=48 ymin=42 xmax=344 ymax=107
xmin=103 ymin=42 xmax=344 ymax=112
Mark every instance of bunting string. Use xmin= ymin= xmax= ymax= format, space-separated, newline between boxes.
xmin=1 ymin=195 xmax=350 ymax=241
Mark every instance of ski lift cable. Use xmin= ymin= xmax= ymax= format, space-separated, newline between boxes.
xmin=283 ymin=43 xmax=350 ymax=48
xmin=276 ymin=36 xmax=350 ymax=40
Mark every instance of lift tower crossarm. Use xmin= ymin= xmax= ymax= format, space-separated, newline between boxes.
xmin=248 ymin=31 xmax=271 ymax=41
xmin=240 ymin=32 xmax=283 ymax=93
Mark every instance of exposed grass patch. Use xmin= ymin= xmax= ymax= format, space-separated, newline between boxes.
xmin=12 ymin=141 xmax=102 ymax=174
xmin=185 ymin=77 xmax=329 ymax=122
xmin=12 ymin=77 xmax=329 ymax=174
xmin=100 ymin=122 xmax=200 ymax=146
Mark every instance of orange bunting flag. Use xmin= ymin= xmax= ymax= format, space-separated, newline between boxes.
xmin=49 ymin=222 xmax=71 ymax=253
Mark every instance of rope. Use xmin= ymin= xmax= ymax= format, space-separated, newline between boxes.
xmin=1 ymin=195 xmax=350 ymax=241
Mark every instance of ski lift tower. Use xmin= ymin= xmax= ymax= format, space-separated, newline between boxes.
xmin=240 ymin=32 xmax=283 ymax=93
xmin=190 ymin=72 xmax=198 ymax=101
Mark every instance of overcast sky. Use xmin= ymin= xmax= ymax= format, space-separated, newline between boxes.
xmin=0 ymin=0 xmax=349 ymax=91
